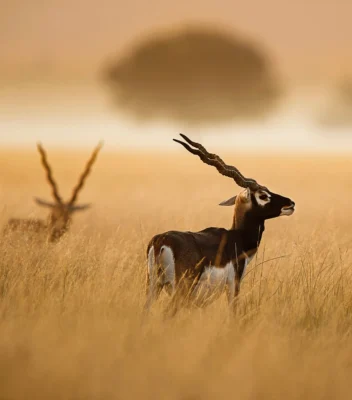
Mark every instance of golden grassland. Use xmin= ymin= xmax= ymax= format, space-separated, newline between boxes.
xmin=1 ymin=149 xmax=352 ymax=399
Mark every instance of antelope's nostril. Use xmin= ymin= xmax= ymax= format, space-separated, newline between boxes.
xmin=291 ymin=201 xmax=295 ymax=207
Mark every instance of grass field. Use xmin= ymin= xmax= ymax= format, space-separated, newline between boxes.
xmin=1 ymin=149 xmax=352 ymax=399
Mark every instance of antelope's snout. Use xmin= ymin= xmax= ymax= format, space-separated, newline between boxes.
xmin=280 ymin=200 xmax=295 ymax=216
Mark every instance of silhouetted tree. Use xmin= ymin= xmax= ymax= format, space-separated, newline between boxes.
xmin=103 ymin=27 xmax=281 ymax=124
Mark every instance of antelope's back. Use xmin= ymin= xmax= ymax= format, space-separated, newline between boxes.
xmin=4 ymin=218 xmax=46 ymax=233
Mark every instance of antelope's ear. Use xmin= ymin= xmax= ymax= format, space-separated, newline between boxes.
xmin=219 ymin=195 xmax=237 ymax=206
xmin=69 ymin=203 xmax=91 ymax=212
xmin=34 ymin=197 xmax=56 ymax=208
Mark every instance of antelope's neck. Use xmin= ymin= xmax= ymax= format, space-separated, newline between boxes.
xmin=231 ymin=212 xmax=265 ymax=254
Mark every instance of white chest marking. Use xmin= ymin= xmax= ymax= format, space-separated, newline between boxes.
xmin=192 ymin=261 xmax=235 ymax=305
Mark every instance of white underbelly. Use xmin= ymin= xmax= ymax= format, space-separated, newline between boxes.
xmin=191 ymin=262 xmax=235 ymax=306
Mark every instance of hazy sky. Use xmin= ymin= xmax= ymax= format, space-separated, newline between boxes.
xmin=1 ymin=0 xmax=351 ymax=82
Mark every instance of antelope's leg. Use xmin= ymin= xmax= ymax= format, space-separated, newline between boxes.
xmin=235 ymin=274 xmax=241 ymax=298
xmin=143 ymin=274 xmax=164 ymax=313
xmin=143 ymin=272 xmax=154 ymax=312
xmin=143 ymin=246 xmax=162 ymax=312
xmin=163 ymin=292 xmax=180 ymax=319
xmin=163 ymin=278 xmax=191 ymax=318
xmin=226 ymin=277 xmax=235 ymax=308
xmin=226 ymin=262 xmax=241 ymax=313
xmin=226 ymin=271 xmax=241 ymax=315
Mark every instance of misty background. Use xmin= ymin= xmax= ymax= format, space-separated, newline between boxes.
xmin=1 ymin=0 xmax=352 ymax=151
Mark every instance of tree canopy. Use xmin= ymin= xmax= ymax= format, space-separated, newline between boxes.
xmin=103 ymin=27 xmax=281 ymax=124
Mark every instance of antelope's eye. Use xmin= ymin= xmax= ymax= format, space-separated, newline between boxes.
xmin=259 ymin=194 xmax=269 ymax=201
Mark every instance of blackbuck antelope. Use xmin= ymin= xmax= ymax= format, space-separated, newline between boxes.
xmin=5 ymin=142 xmax=103 ymax=242
xmin=145 ymin=134 xmax=295 ymax=316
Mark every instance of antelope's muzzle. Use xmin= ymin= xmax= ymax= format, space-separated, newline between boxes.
xmin=280 ymin=201 xmax=295 ymax=216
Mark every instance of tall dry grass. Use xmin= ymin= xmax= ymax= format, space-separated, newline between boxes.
xmin=1 ymin=149 xmax=352 ymax=399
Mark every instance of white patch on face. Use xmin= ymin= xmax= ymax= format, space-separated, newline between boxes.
xmin=159 ymin=246 xmax=176 ymax=294
xmin=192 ymin=261 xmax=235 ymax=306
xmin=254 ymin=190 xmax=271 ymax=207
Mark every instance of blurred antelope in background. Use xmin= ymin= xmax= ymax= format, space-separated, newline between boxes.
xmin=4 ymin=142 xmax=103 ymax=242
xmin=145 ymin=134 xmax=295 ymax=316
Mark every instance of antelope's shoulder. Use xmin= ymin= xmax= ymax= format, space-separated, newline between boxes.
xmin=194 ymin=227 xmax=243 ymax=247
xmin=191 ymin=227 xmax=228 ymax=246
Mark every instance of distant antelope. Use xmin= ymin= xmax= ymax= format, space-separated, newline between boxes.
xmin=145 ymin=134 xmax=295 ymax=315
xmin=5 ymin=142 xmax=103 ymax=242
